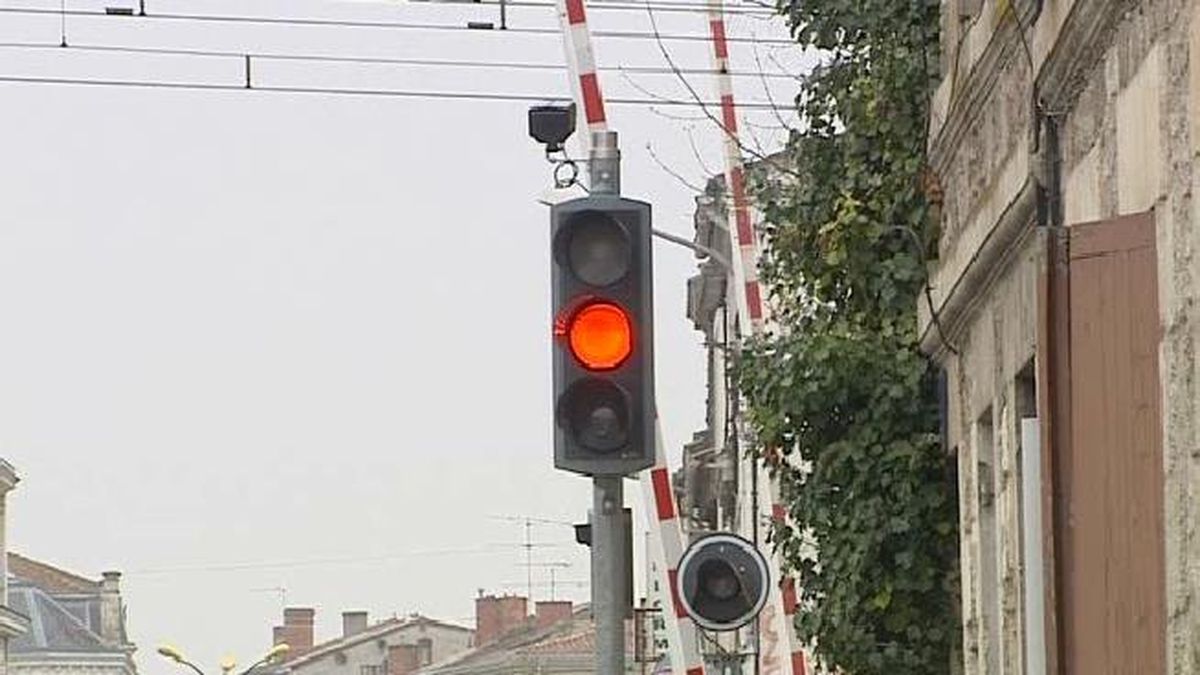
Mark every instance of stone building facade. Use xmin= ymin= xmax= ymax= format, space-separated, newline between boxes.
xmin=924 ymin=0 xmax=1200 ymax=673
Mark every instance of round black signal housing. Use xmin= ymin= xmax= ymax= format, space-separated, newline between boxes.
xmin=677 ymin=533 xmax=769 ymax=632
xmin=555 ymin=210 xmax=631 ymax=287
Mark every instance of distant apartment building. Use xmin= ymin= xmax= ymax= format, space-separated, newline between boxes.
xmin=267 ymin=608 xmax=472 ymax=675
xmin=6 ymin=553 xmax=137 ymax=675
xmin=0 ymin=462 xmax=29 ymax=675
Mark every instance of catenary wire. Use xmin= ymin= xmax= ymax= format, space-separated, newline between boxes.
xmin=339 ymin=0 xmax=777 ymax=15
xmin=0 ymin=73 xmax=794 ymax=109
xmin=0 ymin=41 xmax=799 ymax=80
xmin=0 ymin=6 xmax=797 ymax=44
xmin=128 ymin=542 xmax=580 ymax=575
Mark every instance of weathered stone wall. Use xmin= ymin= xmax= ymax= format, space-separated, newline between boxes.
xmin=927 ymin=0 xmax=1200 ymax=672
xmin=927 ymin=7 xmax=1044 ymax=672
xmin=944 ymin=233 xmax=1041 ymax=675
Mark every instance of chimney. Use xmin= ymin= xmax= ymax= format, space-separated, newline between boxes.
xmin=534 ymin=601 xmax=572 ymax=630
xmin=99 ymin=571 xmax=124 ymax=644
xmin=277 ymin=607 xmax=315 ymax=655
xmin=342 ymin=611 xmax=369 ymax=638
xmin=387 ymin=645 xmax=420 ymax=675
xmin=474 ymin=595 xmax=528 ymax=646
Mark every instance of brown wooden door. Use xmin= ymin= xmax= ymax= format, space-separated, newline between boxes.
xmin=1059 ymin=212 xmax=1166 ymax=675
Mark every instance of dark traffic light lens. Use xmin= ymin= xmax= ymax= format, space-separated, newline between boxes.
xmin=564 ymin=212 xmax=630 ymax=286
xmin=558 ymin=378 xmax=630 ymax=453
xmin=698 ymin=559 xmax=741 ymax=601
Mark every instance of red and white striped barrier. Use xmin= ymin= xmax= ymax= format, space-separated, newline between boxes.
xmin=562 ymin=0 xmax=607 ymax=134
xmin=703 ymin=2 xmax=810 ymax=674
xmin=554 ymin=0 xmax=607 ymax=148
xmin=642 ymin=424 xmax=707 ymax=675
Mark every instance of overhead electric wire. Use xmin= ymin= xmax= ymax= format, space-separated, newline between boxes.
xmin=356 ymin=0 xmax=776 ymax=15
xmin=0 ymin=6 xmax=795 ymax=44
xmin=0 ymin=73 xmax=792 ymax=109
xmin=0 ymin=41 xmax=798 ymax=80
xmin=128 ymin=542 xmax=580 ymax=575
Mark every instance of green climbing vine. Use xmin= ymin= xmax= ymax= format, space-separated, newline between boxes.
xmin=734 ymin=1 xmax=960 ymax=673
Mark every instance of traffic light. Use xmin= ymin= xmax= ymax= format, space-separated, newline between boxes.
xmin=551 ymin=194 xmax=654 ymax=476
xmin=677 ymin=533 xmax=769 ymax=632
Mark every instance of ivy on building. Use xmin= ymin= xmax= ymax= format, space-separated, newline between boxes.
xmin=733 ymin=1 xmax=961 ymax=672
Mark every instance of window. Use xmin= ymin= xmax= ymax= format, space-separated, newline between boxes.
xmin=1015 ymin=360 xmax=1039 ymax=669
xmin=976 ymin=408 xmax=1001 ymax=675
xmin=417 ymin=638 xmax=433 ymax=666
xmin=360 ymin=665 xmax=381 ymax=675
xmin=947 ymin=443 xmax=963 ymax=672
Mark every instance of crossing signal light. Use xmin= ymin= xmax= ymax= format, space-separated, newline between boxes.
xmin=565 ymin=302 xmax=633 ymax=370
xmin=551 ymin=195 xmax=654 ymax=476
xmin=677 ymin=533 xmax=770 ymax=632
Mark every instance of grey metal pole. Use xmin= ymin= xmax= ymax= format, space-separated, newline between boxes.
xmin=590 ymin=131 xmax=620 ymax=196
xmin=593 ymin=475 xmax=625 ymax=675
xmin=588 ymin=128 xmax=625 ymax=675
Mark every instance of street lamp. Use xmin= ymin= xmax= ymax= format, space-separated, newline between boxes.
xmin=237 ymin=643 xmax=291 ymax=675
xmin=157 ymin=645 xmax=206 ymax=675
xmin=157 ymin=643 xmax=290 ymax=675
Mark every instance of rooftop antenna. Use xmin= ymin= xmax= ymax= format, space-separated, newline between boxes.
xmin=489 ymin=515 xmax=573 ymax=600
xmin=520 ymin=562 xmax=573 ymax=600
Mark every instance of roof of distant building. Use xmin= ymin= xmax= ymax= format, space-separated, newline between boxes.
xmin=5 ymin=553 xmax=134 ymax=668
xmin=517 ymin=629 xmax=599 ymax=655
xmin=8 ymin=582 xmax=122 ymax=654
xmin=8 ymin=553 xmax=102 ymax=595
xmin=280 ymin=615 xmax=471 ymax=669
xmin=418 ymin=604 xmax=638 ymax=675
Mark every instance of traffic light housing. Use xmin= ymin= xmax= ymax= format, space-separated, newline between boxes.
xmin=677 ymin=533 xmax=769 ymax=632
xmin=551 ymin=195 xmax=654 ymax=476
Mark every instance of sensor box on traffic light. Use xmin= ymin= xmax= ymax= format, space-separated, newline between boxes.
xmin=550 ymin=195 xmax=654 ymax=476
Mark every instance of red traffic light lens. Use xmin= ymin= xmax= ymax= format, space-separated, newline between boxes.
xmin=568 ymin=302 xmax=633 ymax=370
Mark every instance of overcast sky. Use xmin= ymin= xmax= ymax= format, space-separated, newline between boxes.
xmin=0 ymin=1 xmax=805 ymax=673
